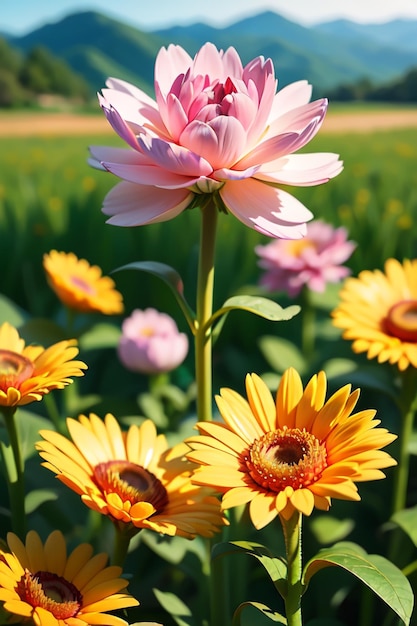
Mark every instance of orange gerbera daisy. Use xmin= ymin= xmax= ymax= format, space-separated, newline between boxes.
xmin=37 ymin=414 xmax=226 ymax=539
xmin=0 ymin=529 xmax=138 ymax=626
xmin=43 ymin=250 xmax=124 ymax=315
xmin=0 ymin=322 xmax=87 ymax=407
xmin=332 ymin=258 xmax=417 ymax=371
xmin=186 ymin=368 xmax=396 ymax=528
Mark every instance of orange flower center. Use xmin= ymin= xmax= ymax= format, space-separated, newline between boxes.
xmin=384 ymin=300 xmax=417 ymax=342
xmin=70 ymin=275 xmax=96 ymax=295
xmin=94 ymin=460 xmax=168 ymax=513
xmin=18 ymin=570 xmax=82 ymax=619
xmin=0 ymin=350 xmax=34 ymax=390
xmin=245 ymin=427 xmax=327 ymax=492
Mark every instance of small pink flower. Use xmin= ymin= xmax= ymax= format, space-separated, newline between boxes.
xmin=118 ymin=308 xmax=189 ymax=374
xmin=255 ymin=220 xmax=356 ymax=297
xmin=90 ymin=42 xmax=343 ymax=239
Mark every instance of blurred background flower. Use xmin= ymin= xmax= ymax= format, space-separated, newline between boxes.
xmin=118 ymin=308 xmax=189 ymax=375
xmin=43 ymin=250 xmax=124 ymax=315
xmin=255 ymin=220 xmax=356 ymax=297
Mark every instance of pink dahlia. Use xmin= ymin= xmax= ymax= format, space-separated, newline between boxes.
xmin=90 ymin=43 xmax=343 ymax=239
xmin=255 ymin=220 xmax=356 ymax=297
xmin=118 ymin=308 xmax=189 ymax=374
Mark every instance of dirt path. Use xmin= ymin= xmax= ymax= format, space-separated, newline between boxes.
xmin=0 ymin=108 xmax=416 ymax=137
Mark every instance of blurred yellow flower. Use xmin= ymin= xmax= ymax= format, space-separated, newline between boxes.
xmin=187 ymin=368 xmax=396 ymax=528
xmin=0 ymin=322 xmax=87 ymax=407
xmin=37 ymin=414 xmax=227 ymax=539
xmin=43 ymin=250 xmax=124 ymax=315
xmin=0 ymin=529 xmax=138 ymax=626
xmin=332 ymin=258 xmax=417 ymax=370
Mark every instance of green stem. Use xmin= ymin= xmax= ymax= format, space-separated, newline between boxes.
xmin=300 ymin=287 xmax=315 ymax=363
xmin=195 ymin=201 xmax=218 ymax=423
xmin=391 ymin=368 xmax=417 ymax=514
xmin=112 ymin=523 xmax=134 ymax=567
xmin=281 ymin=512 xmax=303 ymax=626
xmin=0 ymin=406 xmax=26 ymax=539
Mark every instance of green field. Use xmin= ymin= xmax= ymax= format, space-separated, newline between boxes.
xmin=1 ymin=118 xmax=417 ymax=626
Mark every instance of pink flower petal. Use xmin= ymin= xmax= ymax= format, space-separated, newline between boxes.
xmin=155 ymin=45 xmax=193 ymax=95
xmin=101 ymin=161 xmax=202 ymax=189
xmin=180 ymin=116 xmax=247 ymax=170
xmin=235 ymin=132 xmax=300 ymax=170
xmin=138 ymin=135 xmax=213 ymax=177
xmin=269 ymin=80 xmax=313 ymax=119
xmin=220 ymin=178 xmax=312 ymax=238
xmin=98 ymin=94 xmax=140 ymax=150
xmin=266 ymin=98 xmax=328 ymax=138
xmin=102 ymin=181 xmax=192 ymax=226
xmin=256 ymin=153 xmax=343 ymax=186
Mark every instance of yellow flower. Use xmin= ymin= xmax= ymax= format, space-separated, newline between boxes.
xmin=0 ymin=529 xmax=138 ymax=626
xmin=43 ymin=250 xmax=124 ymax=315
xmin=186 ymin=368 xmax=396 ymax=529
xmin=37 ymin=414 xmax=227 ymax=539
xmin=0 ymin=323 xmax=87 ymax=407
xmin=332 ymin=258 xmax=417 ymax=371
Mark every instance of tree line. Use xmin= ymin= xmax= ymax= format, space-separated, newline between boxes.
xmin=327 ymin=66 xmax=417 ymax=103
xmin=0 ymin=37 xmax=90 ymax=107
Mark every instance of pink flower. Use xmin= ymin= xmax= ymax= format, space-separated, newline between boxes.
xmin=90 ymin=42 xmax=343 ymax=239
xmin=118 ymin=308 xmax=189 ymax=374
xmin=255 ymin=220 xmax=356 ymax=297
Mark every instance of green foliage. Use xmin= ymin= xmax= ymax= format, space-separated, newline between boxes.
xmin=0 ymin=37 xmax=89 ymax=107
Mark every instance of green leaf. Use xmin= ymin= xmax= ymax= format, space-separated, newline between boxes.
xmin=258 ymin=336 xmax=307 ymax=375
xmin=212 ymin=540 xmax=287 ymax=598
xmin=305 ymin=620 xmax=345 ymax=626
xmin=25 ymin=489 xmax=58 ymax=514
xmin=0 ymin=294 xmax=28 ymax=326
xmin=114 ymin=261 xmax=196 ymax=331
xmin=303 ymin=542 xmax=414 ymax=626
xmin=16 ymin=410 xmax=52 ymax=461
xmin=209 ymin=296 xmax=300 ymax=341
xmin=233 ymin=601 xmax=286 ymax=625
xmin=153 ymin=589 xmax=194 ymax=626
xmin=309 ymin=515 xmax=355 ymax=545
xmin=18 ymin=318 xmax=67 ymax=346
xmin=391 ymin=506 xmax=417 ymax=547
xmin=79 ymin=322 xmax=121 ymax=350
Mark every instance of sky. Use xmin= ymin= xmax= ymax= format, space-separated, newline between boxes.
xmin=2 ymin=0 xmax=417 ymax=35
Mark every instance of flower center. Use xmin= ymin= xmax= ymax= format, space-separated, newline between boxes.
xmin=286 ymin=239 xmax=316 ymax=257
xmin=384 ymin=300 xmax=417 ymax=342
xmin=207 ymin=77 xmax=237 ymax=107
xmin=93 ymin=460 xmax=168 ymax=513
xmin=18 ymin=570 xmax=82 ymax=619
xmin=0 ymin=350 xmax=34 ymax=390
xmin=70 ymin=275 xmax=96 ymax=295
xmin=244 ymin=427 xmax=327 ymax=492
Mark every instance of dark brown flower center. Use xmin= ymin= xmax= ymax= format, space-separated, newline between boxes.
xmin=18 ymin=570 xmax=82 ymax=619
xmin=94 ymin=460 xmax=168 ymax=513
xmin=244 ymin=427 xmax=327 ymax=492
xmin=384 ymin=300 xmax=417 ymax=342
xmin=0 ymin=350 xmax=34 ymax=390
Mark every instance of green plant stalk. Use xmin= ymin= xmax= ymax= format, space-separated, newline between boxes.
xmin=1 ymin=406 xmax=26 ymax=539
xmin=281 ymin=512 xmax=303 ymax=626
xmin=112 ymin=522 xmax=136 ymax=567
xmin=391 ymin=368 xmax=417 ymax=515
xmin=300 ymin=287 xmax=315 ymax=362
xmin=195 ymin=201 xmax=218 ymax=423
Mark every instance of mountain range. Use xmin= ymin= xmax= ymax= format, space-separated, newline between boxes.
xmin=5 ymin=10 xmax=417 ymax=96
